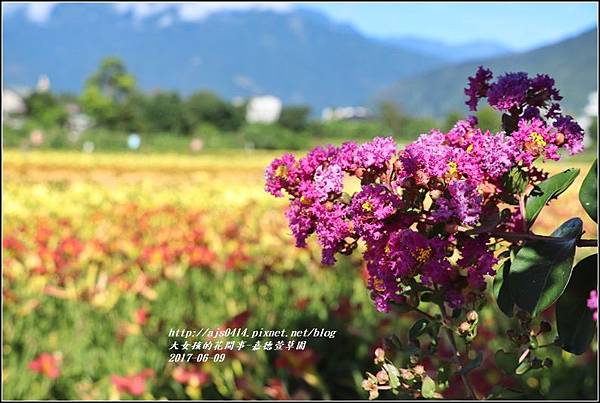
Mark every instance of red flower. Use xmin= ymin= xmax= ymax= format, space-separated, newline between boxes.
xmin=111 ymin=369 xmax=154 ymax=396
xmin=264 ymin=378 xmax=290 ymax=400
xmin=223 ymin=309 xmax=251 ymax=329
xmin=186 ymin=245 xmax=217 ymax=268
xmin=28 ymin=352 xmax=60 ymax=379
xmin=274 ymin=349 xmax=318 ymax=377
xmin=172 ymin=366 xmax=210 ymax=387
xmin=134 ymin=308 xmax=150 ymax=326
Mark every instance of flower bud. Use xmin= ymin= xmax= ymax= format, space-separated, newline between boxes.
xmin=466 ymin=310 xmax=478 ymax=323
xmin=458 ymin=321 xmax=471 ymax=335
xmin=376 ymin=370 xmax=389 ymax=384
xmin=555 ymin=132 xmax=565 ymax=146
xmin=400 ymin=368 xmax=414 ymax=380
xmin=429 ymin=189 xmax=443 ymax=200
xmin=413 ymin=365 xmax=425 ymax=376
xmin=374 ymin=347 xmax=385 ymax=364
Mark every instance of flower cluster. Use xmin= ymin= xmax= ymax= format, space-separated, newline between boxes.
xmin=265 ymin=68 xmax=584 ymax=312
xmin=465 ymin=66 xmax=584 ymax=154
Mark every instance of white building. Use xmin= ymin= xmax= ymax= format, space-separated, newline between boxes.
xmin=36 ymin=75 xmax=51 ymax=93
xmin=321 ymin=106 xmax=371 ymax=121
xmin=584 ymin=91 xmax=598 ymax=117
xmin=2 ymin=88 xmax=26 ymax=117
xmin=245 ymin=95 xmax=282 ymax=124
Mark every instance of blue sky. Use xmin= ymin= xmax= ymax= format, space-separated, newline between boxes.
xmin=3 ymin=2 xmax=598 ymax=50
xmin=304 ymin=2 xmax=598 ymax=50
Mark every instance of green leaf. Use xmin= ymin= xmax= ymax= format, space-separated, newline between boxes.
xmin=525 ymin=168 xmax=580 ymax=225
xmin=501 ymin=167 xmax=528 ymax=204
xmin=579 ymin=159 xmax=597 ymax=223
xmin=421 ymin=375 xmax=436 ymax=399
xmin=509 ymin=218 xmax=583 ymax=316
xmin=383 ymin=363 xmax=401 ymax=389
xmin=495 ymin=349 xmax=519 ymax=374
xmin=409 ymin=319 xmax=429 ymax=341
xmin=556 ymin=254 xmax=598 ymax=355
xmin=493 ymin=259 xmax=515 ymax=317
xmin=457 ymin=351 xmax=483 ymax=376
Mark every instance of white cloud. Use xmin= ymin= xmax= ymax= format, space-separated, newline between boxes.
xmin=174 ymin=2 xmax=291 ymax=22
xmin=2 ymin=2 xmax=58 ymax=23
xmin=5 ymin=2 xmax=292 ymax=25
xmin=157 ymin=14 xmax=174 ymax=28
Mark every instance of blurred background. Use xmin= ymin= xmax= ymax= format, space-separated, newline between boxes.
xmin=2 ymin=2 xmax=598 ymax=400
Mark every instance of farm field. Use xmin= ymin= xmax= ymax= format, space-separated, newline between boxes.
xmin=2 ymin=149 xmax=597 ymax=400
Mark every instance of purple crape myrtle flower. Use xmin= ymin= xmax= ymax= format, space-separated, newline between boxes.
xmin=487 ymin=72 xmax=531 ymax=112
xmin=457 ymin=235 xmax=498 ymax=288
xmin=587 ymin=290 xmax=598 ymax=321
xmin=313 ymin=163 xmax=345 ymax=201
xmin=465 ymin=66 xmax=493 ymax=111
xmin=431 ymin=180 xmax=483 ymax=226
xmin=264 ymin=153 xmax=299 ymax=197
xmin=285 ymin=198 xmax=316 ymax=248
xmin=553 ymin=115 xmax=585 ymax=155
xmin=365 ymin=229 xmax=450 ymax=312
xmin=355 ymin=136 xmax=398 ymax=172
xmin=267 ymin=68 xmax=587 ymax=314
xmin=350 ymin=184 xmax=402 ymax=242
xmin=528 ymin=74 xmax=562 ymax=107
xmin=467 ymin=130 xmax=516 ymax=181
xmin=312 ymin=201 xmax=350 ymax=265
xmin=512 ymin=118 xmax=561 ymax=165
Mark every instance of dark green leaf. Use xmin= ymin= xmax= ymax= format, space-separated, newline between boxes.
xmin=493 ymin=259 xmax=514 ymax=317
xmin=464 ymin=209 xmax=501 ymax=235
xmin=579 ymin=159 xmax=597 ymax=223
xmin=509 ymin=218 xmax=582 ymax=316
xmin=421 ymin=375 xmax=436 ymax=399
xmin=525 ymin=168 xmax=580 ymax=225
xmin=556 ymin=254 xmax=598 ymax=354
xmin=495 ymin=349 xmax=519 ymax=374
xmin=501 ymin=167 xmax=528 ymax=203
xmin=409 ymin=319 xmax=429 ymax=341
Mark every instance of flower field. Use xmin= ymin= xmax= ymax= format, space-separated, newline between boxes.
xmin=2 ymin=149 xmax=597 ymax=400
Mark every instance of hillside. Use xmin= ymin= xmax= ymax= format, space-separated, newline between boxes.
xmin=376 ymin=27 xmax=598 ymax=117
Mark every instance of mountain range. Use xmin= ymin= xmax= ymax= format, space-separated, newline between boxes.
xmin=377 ymin=28 xmax=598 ymax=117
xmin=3 ymin=4 xmax=597 ymax=116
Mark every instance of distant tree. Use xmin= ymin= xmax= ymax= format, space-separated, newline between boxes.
xmin=475 ymin=105 xmax=502 ymax=133
xmin=587 ymin=116 xmax=597 ymax=146
xmin=443 ymin=111 xmax=465 ymax=131
xmin=24 ymin=92 xmax=68 ymax=128
xmin=80 ymin=57 xmax=140 ymax=131
xmin=278 ymin=105 xmax=311 ymax=132
xmin=143 ymin=92 xmax=185 ymax=134
xmin=379 ymin=101 xmax=407 ymax=137
xmin=183 ymin=91 xmax=243 ymax=133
